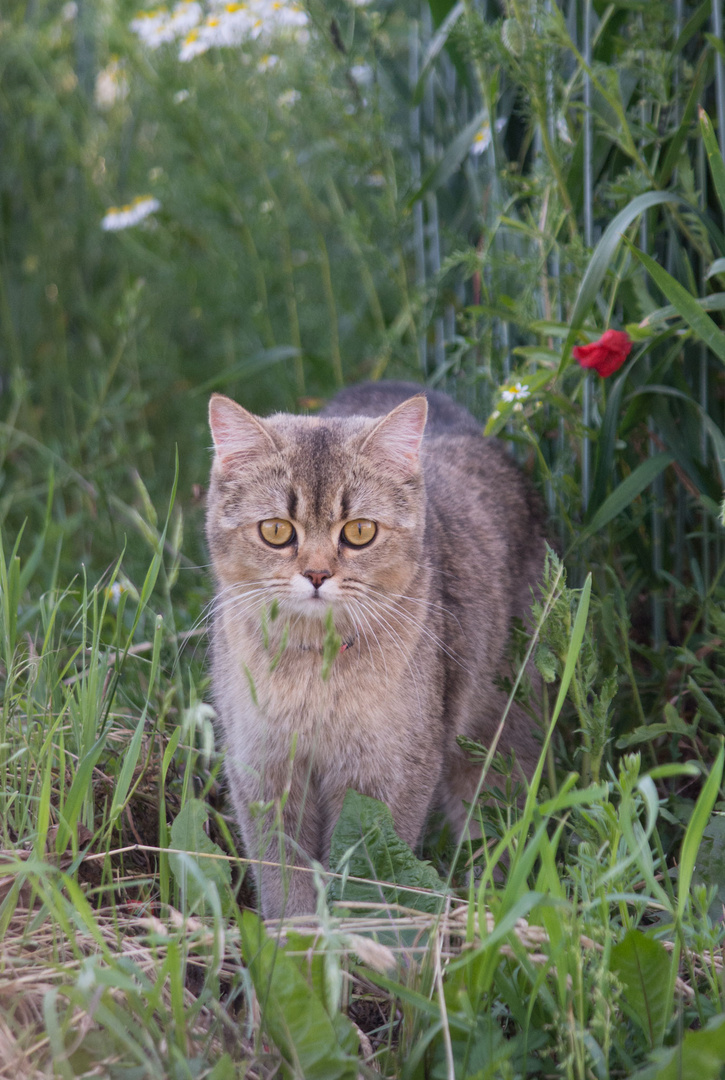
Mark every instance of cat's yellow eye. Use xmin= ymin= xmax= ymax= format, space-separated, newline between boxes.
xmin=341 ymin=519 xmax=377 ymax=547
xmin=259 ymin=519 xmax=295 ymax=546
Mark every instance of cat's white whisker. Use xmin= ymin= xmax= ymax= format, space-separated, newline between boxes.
xmin=368 ymin=591 xmax=469 ymax=671
xmin=346 ymin=597 xmax=388 ymax=679
xmin=354 ymin=596 xmax=425 ymax=721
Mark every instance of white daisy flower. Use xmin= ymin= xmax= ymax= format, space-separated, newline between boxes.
xmin=277 ymin=88 xmax=301 ymax=106
xmin=131 ymin=1 xmax=201 ymax=48
xmin=101 ymin=196 xmax=161 ymax=232
xmin=257 ymin=52 xmax=279 ymax=71
xmin=500 ymin=381 xmax=530 ymax=403
xmin=106 ymin=581 xmax=125 ymax=605
xmin=94 ymin=58 xmax=129 ymax=110
xmin=350 ymin=63 xmax=373 ymax=85
xmin=179 ymin=28 xmax=210 ymax=59
xmin=471 ymin=117 xmax=506 ymax=156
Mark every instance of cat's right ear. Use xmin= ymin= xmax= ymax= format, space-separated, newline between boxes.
xmin=361 ymin=395 xmax=428 ymax=478
xmin=209 ymin=394 xmax=278 ymax=466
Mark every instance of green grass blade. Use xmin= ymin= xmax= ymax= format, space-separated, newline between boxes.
xmin=404 ymin=107 xmax=488 ymax=209
xmin=628 ymin=243 xmax=725 ymax=365
xmin=677 ymin=743 xmax=724 ymax=919
xmin=579 ymin=453 xmax=674 ymax=541
xmin=700 ymin=107 xmax=725 ymax=214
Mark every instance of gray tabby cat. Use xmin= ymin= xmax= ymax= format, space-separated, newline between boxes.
xmin=206 ymin=381 xmax=545 ymax=917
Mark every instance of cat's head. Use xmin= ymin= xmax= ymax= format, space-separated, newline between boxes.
xmin=206 ymin=393 xmax=428 ymax=627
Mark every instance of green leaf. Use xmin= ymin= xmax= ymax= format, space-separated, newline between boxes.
xmin=628 ymin=244 xmax=725 ymax=366
xmin=631 ymin=1013 xmax=725 ymax=1080
xmin=239 ymin=910 xmax=359 ymax=1080
xmin=55 ymin=734 xmax=107 ymax=854
xmin=706 ymin=257 xmax=725 ymax=280
xmin=638 ymin=292 xmax=725 ymax=330
xmin=329 ymin=789 xmax=447 ymax=913
xmin=405 ymin=107 xmax=488 ymax=209
xmin=412 ymin=0 xmax=464 ymax=106
xmin=677 ymin=743 xmax=724 ymax=919
xmin=169 ymin=798 xmax=231 ymax=913
xmin=579 ymin=453 xmax=673 ymax=542
xmin=610 ymin=930 xmax=671 ymax=1046
xmin=560 ymin=191 xmax=684 ymax=370
xmin=700 ymin=107 xmax=725 ymax=214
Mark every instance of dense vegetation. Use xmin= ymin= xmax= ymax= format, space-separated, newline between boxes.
xmin=2 ymin=0 xmax=725 ymax=1075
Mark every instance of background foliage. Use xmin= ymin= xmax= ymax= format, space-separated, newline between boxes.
xmin=2 ymin=0 xmax=725 ymax=1075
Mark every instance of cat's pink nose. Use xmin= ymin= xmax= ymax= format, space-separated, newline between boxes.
xmin=304 ymin=569 xmax=331 ymax=590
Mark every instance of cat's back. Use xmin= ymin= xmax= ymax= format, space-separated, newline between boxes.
xmin=321 ymin=380 xmax=482 ymax=436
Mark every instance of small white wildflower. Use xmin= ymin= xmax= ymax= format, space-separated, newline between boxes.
xmin=101 ymin=196 xmax=161 ymax=232
xmin=107 ymin=581 xmax=125 ymax=606
xmin=471 ymin=117 xmax=506 ymax=156
xmin=94 ymin=59 xmax=129 ymax=110
xmin=174 ymin=88 xmax=191 ymax=102
xmin=179 ymin=29 xmax=209 ymax=60
xmin=259 ymin=200 xmax=274 ymax=213
xmin=490 ymin=409 xmax=501 ymax=420
xmin=350 ymin=63 xmax=373 ymax=84
xmin=62 ymin=1 xmax=78 ymax=20
xmin=277 ymin=88 xmax=301 ymax=107
xmin=131 ymin=1 xmax=201 ymax=48
xmin=257 ymin=53 xmax=280 ymax=72
xmin=500 ymin=381 xmax=530 ymax=403
xmin=365 ymin=171 xmax=386 ymax=187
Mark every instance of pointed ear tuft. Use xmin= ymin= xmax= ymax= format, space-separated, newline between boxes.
xmin=208 ymin=394 xmax=277 ymax=465
xmin=360 ymin=395 xmax=428 ymax=477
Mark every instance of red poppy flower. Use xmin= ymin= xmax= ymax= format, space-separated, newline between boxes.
xmin=572 ymin=329 xmax=632 ymax=378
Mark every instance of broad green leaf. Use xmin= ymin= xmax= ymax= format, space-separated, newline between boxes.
xmin=628 ymin=244 xmax=725 ymax=366
xmin=329 ymin=789 xmax=447 ymax=913
xmin=579 ymin=453 xmax=673 ymax=542
xmin=610 ymin=929 xmax=671 ymax=1046
xmin=239 ymin=910 xmax=359 ymax=1080
xmin=169 ymin=798 xmax=231 ymax=913
xmin=560 ymin=191 xmax=684 ymax=370
xmin=631 ymin=1013 xmax=725 ymax=1080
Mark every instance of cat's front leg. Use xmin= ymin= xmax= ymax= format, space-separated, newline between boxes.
xmin=226 ymin=757 xmax=325 ymax=919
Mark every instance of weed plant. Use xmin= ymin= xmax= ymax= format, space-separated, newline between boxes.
xmin=1 ymin=0 xmax=725 ymax=1076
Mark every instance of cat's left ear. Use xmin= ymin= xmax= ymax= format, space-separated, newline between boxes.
xmin=209 ymin=394 xmax=278 ymax=466
xmin=361 ymin=395 xmax=428 ymax=477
